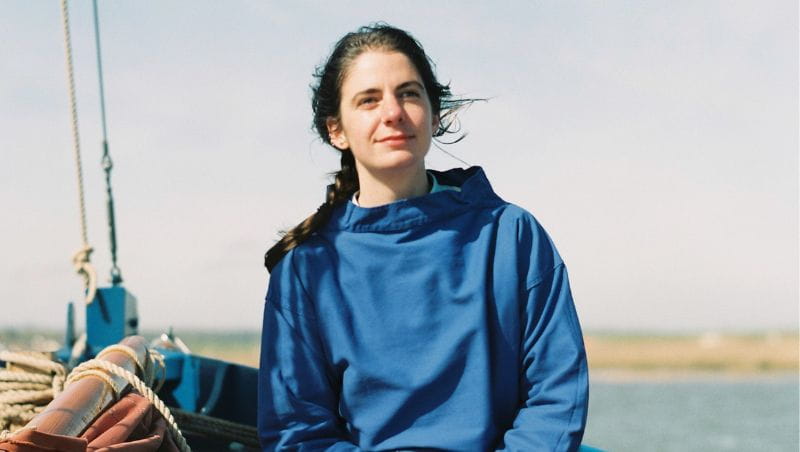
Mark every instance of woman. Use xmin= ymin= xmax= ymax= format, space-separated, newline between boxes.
xmin=259 ymin=24 xmax=588 ymax=451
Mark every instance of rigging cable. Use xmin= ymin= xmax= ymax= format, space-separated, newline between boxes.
xmin=60 ymin=0 xmax=97 ymax=304
xmin=92 ymin=0 xmax=123 ymax=285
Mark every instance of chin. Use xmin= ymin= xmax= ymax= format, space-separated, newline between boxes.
xmin=379 ymin=151 xmax=425 ymax=171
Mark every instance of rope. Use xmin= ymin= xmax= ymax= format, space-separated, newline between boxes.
xmin=0 ymin=347 xmax=185 ymax=451
xmin=0 ymin=351 xmax=66 ymax=439
xmin=91 ymin=344 xmax=165 ymax=394
xmin=0 ymin=343 xmax=253 ymax=449
xmin=72 ymin=246 xmax=97 ymax=305
xmin=66 ymin=353 xmax=191 ymax=452
xmin=171 ymin=409 xmax=260 ymax=448
xmin=60 ymin=0 xmax=97 ymax=304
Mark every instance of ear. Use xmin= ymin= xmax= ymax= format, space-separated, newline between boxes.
xmin=431 ymin=114 xmax=440 ymax=134
xmin=327 ymin=118 xmax=348 ymax=150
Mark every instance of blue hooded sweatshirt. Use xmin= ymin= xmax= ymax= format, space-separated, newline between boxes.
xmin=258 ymin=167 xmax=588 ymax=451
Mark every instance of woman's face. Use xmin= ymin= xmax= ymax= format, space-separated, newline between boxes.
xmin=328 ymin=50 xmax=437 ymax=176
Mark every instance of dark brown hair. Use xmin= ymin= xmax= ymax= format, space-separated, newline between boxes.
xmin=264 ymin=23 xmax=473 ymax=272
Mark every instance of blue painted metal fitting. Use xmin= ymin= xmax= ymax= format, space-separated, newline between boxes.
xmin=86 ymin=286 xmax=138 ymax=355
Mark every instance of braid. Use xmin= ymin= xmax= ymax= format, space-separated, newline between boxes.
xmin=264 ymin=150 xmax=359 ymax=272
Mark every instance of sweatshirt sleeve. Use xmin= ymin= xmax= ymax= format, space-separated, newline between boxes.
xmin=496 ymin=263 xmax=589 ymax=452
xmin=258 ymin=253 xmax=361 ymax=451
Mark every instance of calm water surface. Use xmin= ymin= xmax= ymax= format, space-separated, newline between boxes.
xmin=582 ymin=375 xmax=798 ymax=451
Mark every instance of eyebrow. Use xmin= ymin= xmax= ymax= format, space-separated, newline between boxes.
xmin=351 ymin=81 xmax=426 ymax=103
xmin=397 ymin=80 xmax=425 ymax=91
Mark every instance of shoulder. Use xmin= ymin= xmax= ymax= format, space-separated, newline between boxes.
xmin=499 ymin=204 xmax=552 ymax=242
xmin=494 ymin=202 xmax=565 ymax=287
xmin=270 ymin=235 xmax=334 ymax=280
xmin=436 ymin=166 xmax=566 ymax=282
xmin=266 ymin=237 xmax=333 ymax=316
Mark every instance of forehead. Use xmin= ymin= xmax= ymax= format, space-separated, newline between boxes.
xmin=340 ymin=51 xmax=423 ymax=95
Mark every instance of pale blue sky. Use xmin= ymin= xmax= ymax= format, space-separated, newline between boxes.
xmin=1 ymin=1 xmax=797 ymax=332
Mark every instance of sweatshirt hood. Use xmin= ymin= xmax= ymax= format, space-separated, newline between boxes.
xmin=324 ymin=166 xmax=505 ymax=233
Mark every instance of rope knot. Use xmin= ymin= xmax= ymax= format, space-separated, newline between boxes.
xmin=72 ymin=246 xmax=97 ymax=304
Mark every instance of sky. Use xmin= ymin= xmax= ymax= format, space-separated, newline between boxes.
xmin=1 ymin=1 xmax=797 ymax=333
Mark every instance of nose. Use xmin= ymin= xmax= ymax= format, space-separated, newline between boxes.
xmin=380 ymin=94 xmax=403 ymax=124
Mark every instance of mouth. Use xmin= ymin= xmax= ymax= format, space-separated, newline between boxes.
xmin=377 ymin=134 xmax=414 ymax=144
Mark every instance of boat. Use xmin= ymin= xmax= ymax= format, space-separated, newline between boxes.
xmin=0 ymin=1 xmax=257 ymax=450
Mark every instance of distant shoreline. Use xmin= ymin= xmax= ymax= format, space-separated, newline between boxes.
xmin=2 ymin=329 xmax=797 ymax=379
xmin=590 ymin=369 xmax=798 ymax=383
xmin=585 ymin=331 xmax=798 ymax=376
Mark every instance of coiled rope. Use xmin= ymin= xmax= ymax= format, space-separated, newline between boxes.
xmin=0 ymin=351 xmax=66 ymax=434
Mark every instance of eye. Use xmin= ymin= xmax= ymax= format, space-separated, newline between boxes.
xmin=358 ymin=97 xmax=377 ymax=106
xmin=400 ymin=90 xmax=421 ymax=99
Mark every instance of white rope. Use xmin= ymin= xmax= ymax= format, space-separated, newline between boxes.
xmin=60 ymin=0 xmax=97 ymax=305
xmin=66 ymin=352 xmax=191 ymax=452
xmin=96 ymin=345 xmax=145 ymax=378
xmin=0 ymin=351 xmax=66 ymax=440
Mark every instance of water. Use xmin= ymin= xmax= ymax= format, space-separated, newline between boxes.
xmin=583 ymin=375 xmax=799 ymax=451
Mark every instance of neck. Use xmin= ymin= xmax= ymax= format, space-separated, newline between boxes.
xmin=355 ymin=163 xmax=429 ymax=208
